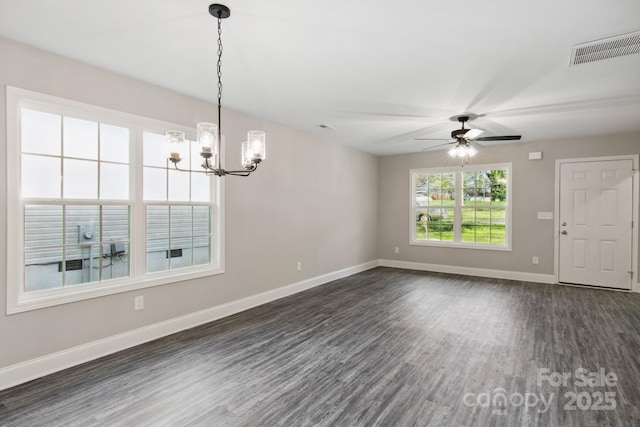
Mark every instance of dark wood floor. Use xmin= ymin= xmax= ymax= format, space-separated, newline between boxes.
xmin=1 ymin=267 xmax=639 ymax=426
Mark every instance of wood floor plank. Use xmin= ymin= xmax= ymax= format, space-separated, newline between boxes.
xmin=1 ymin=267 xmax=639 ymax=426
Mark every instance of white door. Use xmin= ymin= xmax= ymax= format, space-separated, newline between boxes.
xmin=559 ymin=160 xmax=633 ymax=289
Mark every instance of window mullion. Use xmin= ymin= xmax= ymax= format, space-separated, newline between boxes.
xmin=133 ymin=125 xmax=146 ymax=278
xmin=454 ymin=171 xmax=462 ymax=242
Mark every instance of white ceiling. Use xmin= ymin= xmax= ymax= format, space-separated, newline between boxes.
xmin=1 ymin=0 xmax=639 ymax=155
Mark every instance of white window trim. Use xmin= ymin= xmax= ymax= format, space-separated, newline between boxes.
xmin=6 ymin=86 xmax=225 ymax=314
xmin=409 ymin=163 xmax=512 ymax=251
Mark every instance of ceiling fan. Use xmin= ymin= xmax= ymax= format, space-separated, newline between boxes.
xmin=415 ymin=114 xmax=521 ymax=163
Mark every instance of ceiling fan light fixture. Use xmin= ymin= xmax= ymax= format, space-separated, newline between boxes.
xmin=448 ymin=142 xmax=477 ymax=164
xmin=416 ymin=113 xmax=521 ymax=165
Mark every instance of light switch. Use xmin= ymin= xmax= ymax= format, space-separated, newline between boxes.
xmin=537 ymin=212 xmax=553 ymax=220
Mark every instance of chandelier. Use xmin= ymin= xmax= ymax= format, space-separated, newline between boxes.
xmin=167 ymin=4 xmax=266 ymax=177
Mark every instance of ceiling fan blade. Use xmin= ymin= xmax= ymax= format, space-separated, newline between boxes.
xmin=381 ymin=122 xmax=453 ymax=145
xmin=341 ymin=111 xmax=440 ymax=120
xmin=473 ymin=135 xmax=522 ymax=141
xmin=421 ymin=142 xmax=455 ymax=151
xmin=464 ymin=128 xmax=484 ymax=139
xmin=414 ymin=138 xmax=451 ymax=141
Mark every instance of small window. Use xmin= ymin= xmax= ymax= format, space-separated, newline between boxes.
xmin=411 ymin=164 xmax=511 ymax=250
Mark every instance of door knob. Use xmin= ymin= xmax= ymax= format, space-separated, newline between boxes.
xmin=561 ymin=230 xmax=568 ymax=235
xmin=562 ymin=222 xmax=567 ymax=226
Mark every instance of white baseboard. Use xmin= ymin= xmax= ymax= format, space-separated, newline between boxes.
xmin=0 ymin=260 xmax=380 ymax=391
xmin=379 ymin=259 xmax=556 ymax=284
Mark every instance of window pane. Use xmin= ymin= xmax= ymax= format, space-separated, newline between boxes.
xmin=64 ymin=159 xmax=98 ymax=199
xmin=475 ymin=226 xmax=490 ymax=243
xmin=461 ymin=208 xmax=475 ymax=222
xmin=491 ymin=208 xmax=506 ymax=221
xmin=63 ymin=117 xmax=98 ymax=160
xmin=490 ymin=170 xmax=508 ymax=205
xmin=427 ymin=174 xmax=440 ymax=191
xmin=474 ymin=208 xmax=491 ymax=243
xmin=100 ymin=162 xmax=129 ymax=200
xmin=147 ymin=239 xmax=169 ymax=273
xmin=191 ymin=172 xmax=210 ymax=202
xmin=193 ymin=206 xmax=210 ymax=236
xmin=22 ymin=154 xmax=61 ymax=198
xmin=25 ymin=205 xmax=63 ymax=248
xmin=146 ymin=206 xmax=169 ymax=239
xmin=25 ymin=247 xmax=63 ymax=292
xmin=168 ymin=169 xmax=190 ymax=201
xmin=143 ymin=167 xmax=167 ymax=201
xmin=461 ymin=208 xmax=476 ymax=243
xmin=170 ymin=206 xmax=192 ymax=238
xmin=461 ymin=226 xmax=475 ymax=242
xmin=100 ymin=124 xmax=129 ymax=163
xmin=102 ymin=206 xmax=130 ymax=242
xmin=463 ymin=171 xmax=476 ymax=189
xmin=21 ymin=109 xmax=61 ymax=155
xmin=415 ymin=174 xmax=428 ymax=196
xmin=101 ymin=242 xmax=129 ymax=281
xmin=416 ymin=176 xmax=429 ymax=207
xmin=441 ymin=173 xmax=454 ymax=201
xmin=476 ymin=171 xmax=491 ymax=188
xmin=490 ymin=209 xmax=506 ymax=245
xmin=143 ymin=132 xmax=169 ymax=167
xmin=193 ymin=236 xmax=210 ymax=266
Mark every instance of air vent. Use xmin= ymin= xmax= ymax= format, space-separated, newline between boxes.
xmin=58 ymin=259 xmax=83 ymax=272
xmin=570 ymin=31 xmax=640 ymax=66
xmin=166 ymin=248 xmax=183 ymax=258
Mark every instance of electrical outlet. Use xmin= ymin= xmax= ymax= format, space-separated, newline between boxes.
xmin=532 ymin=256 xmax=539 ymax=265
xmin=394 ymin=247 xmax=400 ymax=254
xmin=297 ymin=262 xmax=302 ymax=271
xmin=134 ymin=295 xmax=144 ymax=311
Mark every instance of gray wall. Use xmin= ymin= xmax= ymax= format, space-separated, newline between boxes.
xmin=0 ymin=37 xmax=379 ymax=368
xmin=378 ymin=134 xmax=640 ymax=278
xmin=1 ymin=34 xmax=638 ymax=372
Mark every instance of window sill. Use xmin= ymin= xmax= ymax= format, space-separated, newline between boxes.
xmin=7 ymin=266 xmax=224 ymax=315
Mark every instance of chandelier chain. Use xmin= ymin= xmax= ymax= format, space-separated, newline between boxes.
xmin=217 ymin=16 xmax=223 ymax=108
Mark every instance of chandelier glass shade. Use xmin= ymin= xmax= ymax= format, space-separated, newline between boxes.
xmin=167 ymin=4 xmax=266 ymax=177
xmin=448 ymin=140 xmax=477 ymax=165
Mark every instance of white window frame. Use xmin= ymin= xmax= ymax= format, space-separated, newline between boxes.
xmin=6 ymin=86 xmax=224 ymax=314
xmin=410 ymin=163 xmax=512 ymax=251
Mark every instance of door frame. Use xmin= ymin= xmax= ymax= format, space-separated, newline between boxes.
xmin=554 ymin=155 xmax=639 ymax=292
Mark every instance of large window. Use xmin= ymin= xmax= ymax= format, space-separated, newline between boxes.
xmin=6 ymin=87 xmax=222 ymax=313
xmin=410 ymin=164 xmax=511 ymax=250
